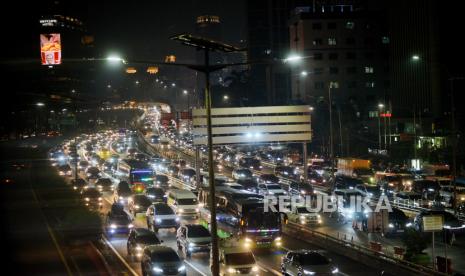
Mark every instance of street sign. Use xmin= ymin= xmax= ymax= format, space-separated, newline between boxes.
xmin=192 ymin=106 xmax=311 ymax=145
xmin=423 ymin=215 xmax=444 ymax=232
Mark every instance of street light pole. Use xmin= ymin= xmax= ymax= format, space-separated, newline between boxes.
xmin=328 ymin=84 xmax=335 ymax=181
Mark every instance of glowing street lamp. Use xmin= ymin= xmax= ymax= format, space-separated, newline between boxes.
xmin=223 ymin=95 xmax=229 ymax=100
xmin=412 ymin=55 xmax=420 ymax=61
xmin=183 ymin=90 xmax=188 ymax=95
xmin=284 ymin=54 xmax=303 ymax=63
xmin=106 ymin=55 xmax=126 ymax=64
xmin=36 ymin=102 xmax=45 ymax=107
xmin=301 ymin=71 xmax=308 ymax=77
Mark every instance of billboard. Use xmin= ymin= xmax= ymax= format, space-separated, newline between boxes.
xmin=40 ymin=33 xmax=61 ymax=65
xmin=193 ymin=106 xmax=312 ymax=145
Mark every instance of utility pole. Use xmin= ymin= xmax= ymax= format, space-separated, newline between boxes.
xmin=449 ymin=77 xmax=462 ymax=213
xmin=328 ymin=84 xmax=335 ymax=182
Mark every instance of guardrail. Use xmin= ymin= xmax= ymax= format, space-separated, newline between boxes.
xmin=285 ymin=221 xmax=448 ymax=276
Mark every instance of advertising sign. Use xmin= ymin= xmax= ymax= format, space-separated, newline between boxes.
xmin=40 ymin=33 xmax=61 ymax=65
xmin=423 ymin=215 xmax=443 ymax=232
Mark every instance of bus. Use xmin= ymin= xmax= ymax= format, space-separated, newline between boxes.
xmin=198 ymin=187 xmax=282 ymax=249
xmin=116 ymin=159 xmax=154 ymax=193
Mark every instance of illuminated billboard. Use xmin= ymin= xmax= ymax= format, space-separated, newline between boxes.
xmin=40 ymin=34 xmax=62 ymax=65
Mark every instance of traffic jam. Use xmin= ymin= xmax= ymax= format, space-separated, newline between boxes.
xmin=47 ymin=104 xmax=465 ymax=276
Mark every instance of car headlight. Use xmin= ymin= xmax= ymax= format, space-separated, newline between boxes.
xmin=252 ymin=266 xmax=259 ymax=272
xmin=244 ymin=237 xmax=252 ymax=243
xmin=128 ymin=223 xmax=134 ymax=228
xmin=110 ymin=224 xmax=117 ymax=229
xmin=443 ymin=225 xmax=451 ymax=229
xmin=178 ymin=208 xmax=184 ymax=213
xmin=155 ymin=218 xmax=162 ymax=223
xmin=274 ymin=237 xmax=282 ymax=242
xmin=152 ymin=266 xmax=163 ymax=273
xmin=332 ymin=267 xmax=339 ymax=274
xmin=304 ymin=270 xmax=315 ymax=275
xmin=300 ymin=215 xmax=306 ymax=220
xmin=301 ymin=190 xmax=306 ymax=195
xmin=85 ymin=197 xmax=90 ymax=201
xmin=195 ymin=208 xmax=199 ymax=212
xmin=227 ymin=267 xmax=236 ymax=273
xmin=98 ymin=197 xmax=102 ymax=201
xmin=388 ymin=223 xmax=394 ymax=228
xmin=406 ymin=222 xmax=412 ymax=227
xmin=135 ymin=245 xmax=143 ymax=251
xmin=175 ymin=217 xmax=180 ymax=222
xmin=178 ymin=265 xmax=186 ymax=272
xmin=135 ymin=205 xmax=140 ymax=209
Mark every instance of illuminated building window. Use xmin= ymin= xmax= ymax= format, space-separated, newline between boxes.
xmin=365 ymin=67 xmax=374 ymax=73
xmin=165 ymin=55 xmax=176 ymax=63
xmin=313 ymin=39 xmax=322 ymax=46
xmin=328 ymin=38 xmax=337 ymax=45
xmin=329 ymin=81 xmax=339 ymax=88
xmin=382 ymin=36 xmax=390 ymax=44
xmin=365 ymin=81 xmax=375 ymax=88
xmin=346 ymin=21 xmax=355 ymax=29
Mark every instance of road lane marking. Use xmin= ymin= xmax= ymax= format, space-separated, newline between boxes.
xmin=183 ymin=260 xmax=208 ymax=276
xmin=31 ymin=189 xmax=74 ymax=276
xmin=256 ymin=262 xmax=281 ymax=275
xmin=102 ymin=236 xmax=139 ymax=276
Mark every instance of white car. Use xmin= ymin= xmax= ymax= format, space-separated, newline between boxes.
xmin=257 ymin=183 xmax=287 ymax=196
xmin=219 ymin=247 xmax=259 ymax=275
xmin=232 ymin=168 xmax=253 ymax=180
xmin=287 ymin=207 xmax=322 ymax=225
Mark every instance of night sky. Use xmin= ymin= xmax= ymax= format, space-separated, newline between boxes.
xmin=1 ymin=0 xmax=246 ymax=62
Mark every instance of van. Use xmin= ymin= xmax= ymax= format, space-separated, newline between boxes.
xmin=167 ymin=189 xmax=199 ymax=217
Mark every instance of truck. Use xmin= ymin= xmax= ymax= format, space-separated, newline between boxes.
xmin=337 ymin=158 xmax=374 ymax=184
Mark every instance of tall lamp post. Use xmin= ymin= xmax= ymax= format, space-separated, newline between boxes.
xmin=378 ymin=103 xmax=384 ymax=150
xmin=170 ymin=34 xmax=242 ymax=276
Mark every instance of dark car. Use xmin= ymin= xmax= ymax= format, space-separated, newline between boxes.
xmin=129 ymin=194 xmax=153 ymax=216
xmin=167 ymin=165 xmax=179 ymax=177
xmin=287 ymin=181 xmax=314 ymax=196
xmin=58 ymin=164 xmax=72 ymax=176
xmin=179 ymin=168 xmax=196 ymax=183
xmin=275 ymin=165 xmax=297 ymax=178
xmin=146 ymin=187 xmax=167 ymax=203
xmin=412 ymin=180 xmax=441 ymax=200
xmin=85 ymin=166 xmax=101 ymax=180
xmin=386 ymin=208 xmax=411 ymax=236
xmin=334 ymin=175 xmax=364 ymax=190
xmin=106 ymin=203 xmax=133 ymax=235
xmin=127 ymin=228 xmax=162 ymax=260
xmin=236 ymin=179 xmax=259 ymax=192
xmin=81 ymin=187 xmax=103 ymax=210
xmin=153 ymin=175 xmax=170 ymax=188
xmin=71 ymin=178 xmax=87 ymax=191
xmin=257 ymin=174 xmax=280 ymax=184
xmin=141 ymin=246 xmax=185 ymax=276
xmin=114 ymin=181 xmax=133 ymax=204
xmin=232 ymin=168 xmax=253 ymax=180
xmin=239 ymin=157 xmax=262 ymax=171
xmin=96 ymin=178 xmax=113 ymax=191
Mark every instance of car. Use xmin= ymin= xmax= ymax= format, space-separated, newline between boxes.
xmin=354 ymin=184 xmax=381 ymax=199
xmin=154 ymin=175 xmax=170 ymax=188
xmin=219 ymin=247 xmax=259 ymax=275
xmin=127 ymin=228 xmax=162 ymax=260
xmin=413 ymin=210 xmax=465 ymax=233
xmin=146 ymin=187 xmax=167 ymax=203
xmin=411 ymin=179 xmax=441 ymax=200
xmin=141 ymin=245 xmax=186 ymax=276
xmin=85 ymin=166 xmax=101 ymax=180
xmin=257 ymin=174 xmax=280 ymax=184
xmin=257 ymin=183 xmax=287 ymax=196
xmin=114 ymin=181 xmax=133 ymax=204
xmin=176 ymin=224 xmax=211 ymax=258
xmin=236 ymin=179 xmax=259 ymax=192
xmin=78 ymin=160 xmax=90 ymax=171
xmin=239 ymin=157 xmax=262 ymax=171
xmin=286 ymin=181 xmax=314 ymax=196
xmin=105 ymin=203 xmax=134 ymax=235
xmin=386 ymin=208 xmax=412 ymax=236
xmin=71 ymin=178 xmax=87 ymax=191
xmin=333 ymin=175 xmax=364 ymax=190
xmin=232 ymin=168 xmax=253 ymax=180
xmin=308 ymin=170 xmax=326 ymax=185
xmin=178 ymin=168 xmax=196 ymax=183
xmin=286 ymin=206 xmax=322 ymax=225
xmin=129 ymin=194 xmax=153 ymax=216
xmin=275 ymin=165 xmax=297 ymax=178
xmin=167 ymin=165 xmax=179 ymax=177
xmin=281 ymin=250 xmax=339 ymax=276
xmin=394 ymin=191 xmax=424 ymax=207
xmin=58 ymin=164 xmax=72 ymax=176
xmin=81 ymin=187 xmax=103 ymax=210
xmin=439 ymin=186 xmax=465 ymax=207
xmin=146 ymin=203 xmax=180 ymax=232
xmin=96 ymin=178 xmax=113 ymax=191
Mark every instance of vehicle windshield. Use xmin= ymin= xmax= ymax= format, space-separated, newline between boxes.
xmin=225 ymin=252 xmax=255 ymax=266
xmin=83 ymin=190 xmax=101 ymax=198
xmin=188 ymin=226 xmax=211 ymax=238
xmin=155 ymin=204 xmax=174 ymax=215
xmin=237 ymin=169 xmax=252 ymax=177
xmin=150 ymin=251 xmax=180 ymax=262
xmin=155 ymin=175 xmax=168 ymax=182
xmin=134 ymin=195 xmax=151 ymax=205
xmin=266 ymin=184 xmax=282 ymax=190
xmin=297 ymin=207 xmax=312 ymax=214
xmin=298 ymin=253 xmax=330 ymax=265
xmin=247 ymin=212 xmax=279 ymax=229
xmin=147 ymin=188 xmax=164 ymax=197
xmin=177 ymin=198 xmax=198 ymax=205
xmin=354 ymin=168 xmax=373 ymax=176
